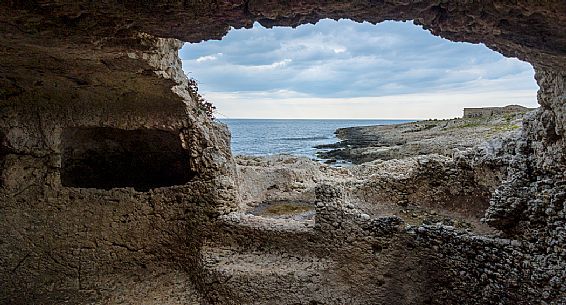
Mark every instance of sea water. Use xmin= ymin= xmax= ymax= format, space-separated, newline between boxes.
xmin=219 ymin=119 xmax=412 ymax=160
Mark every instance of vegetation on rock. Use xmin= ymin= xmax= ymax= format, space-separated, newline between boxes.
xmin=188 ymin=77 xmax=216 ymax=119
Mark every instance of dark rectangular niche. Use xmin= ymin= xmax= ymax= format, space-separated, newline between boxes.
xmin=61 ymin=127 xmax=195 ymax=191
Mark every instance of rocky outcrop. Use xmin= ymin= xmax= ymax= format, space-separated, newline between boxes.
xmin=235 ymin=155 xmax=328 ymax=207
xmin=237 ymin=154 xmax=498 ymax=231
xmin=0 ymin=32 xmax=238 ymax=304
xmin=317 ymin=112 xmax=529 ymax=164
xmin=1 ymin=1 xmax=566 ymax=304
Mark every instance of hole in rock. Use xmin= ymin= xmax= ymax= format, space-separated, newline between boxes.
xmin=180 ymin=19 xmax=539 ymax=159
xmin=372 ymin=243 xmax=383 ymax=254
xmin=61 ymin=127 xmax=194 ymax=191
xmin=180 ymin=19 xmax=539 ymax=228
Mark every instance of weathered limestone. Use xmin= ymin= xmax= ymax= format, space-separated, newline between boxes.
xmin=0 ymin=32 xmax=238 ymax=304
xmin=1 ymin=1 xmax=566 ymax=304
xmin=317 ymin=111 xmax=529 ymax=164
xmin=463 ymin=105 xmax=534 ymax=118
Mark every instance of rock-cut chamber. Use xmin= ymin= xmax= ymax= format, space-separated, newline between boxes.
xmin=60 ymin=127 xmax=194 ymax=191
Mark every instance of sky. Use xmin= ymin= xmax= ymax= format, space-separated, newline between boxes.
xmin=180 ymin=19 xmax=539 ymax=119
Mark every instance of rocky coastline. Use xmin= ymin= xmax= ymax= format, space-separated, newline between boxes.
xmin=316 ymin=111 xmax=529 ymax=164
xmin=235 ymin=112 xmax=526 ymax=235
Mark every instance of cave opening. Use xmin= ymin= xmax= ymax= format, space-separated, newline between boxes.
xmin=60 ymin=127 xmax=194 ymax=191
xmin=180 ymin=19 xmax=539 ymax=157
xmin=179 ymin=19 xmax=540 ymax=226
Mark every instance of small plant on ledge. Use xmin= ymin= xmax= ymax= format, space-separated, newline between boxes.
xmin=187 ymin=77 xmax=216 ymax=119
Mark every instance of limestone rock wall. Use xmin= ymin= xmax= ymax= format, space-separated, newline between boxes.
xmin=0 ymin=32 xmax=237 ymax=304
xmin=347 ymin=155 xmax=497 ymax=219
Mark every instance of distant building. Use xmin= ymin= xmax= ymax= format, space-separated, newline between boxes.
xmin=463 ymin=105 xmax=535 ymax=118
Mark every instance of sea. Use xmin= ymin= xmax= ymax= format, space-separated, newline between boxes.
xmin=219 ymin=119 xmax=413 ymax=160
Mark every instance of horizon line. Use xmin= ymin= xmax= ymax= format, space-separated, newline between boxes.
xmin=215 ymin=117 xmax=449 ymax=120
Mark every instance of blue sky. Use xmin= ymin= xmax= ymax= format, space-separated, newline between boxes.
xmin=180 ymin=19 xmax=538 ymax=119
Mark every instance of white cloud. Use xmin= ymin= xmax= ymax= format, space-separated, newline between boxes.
xmin=241 ymin=59 xmax=293 ymax=72
xmin=180 ymin=19 xmax=538 ymax=118
xmin=195 ymin=55 xmax=217 ymax=62
xmin=271 ymin=59 xmax=292 ymax=68
xmin=207 ymin=89 xmax=538 ymax=119
xmin=195 ymin=53 xmax=223 ymax=63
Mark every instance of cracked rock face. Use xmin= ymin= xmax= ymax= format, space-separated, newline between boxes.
xmin=1 ymin=1 xmax=566 ymax=304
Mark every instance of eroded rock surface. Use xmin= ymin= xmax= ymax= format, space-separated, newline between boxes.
xmin=1 ymin=1 xmax=566 ymax=304
xmin=317 ymin=112 xmax=529 ymax=164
